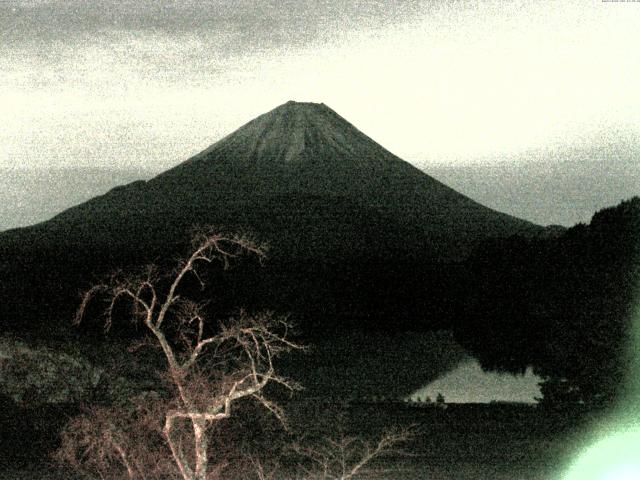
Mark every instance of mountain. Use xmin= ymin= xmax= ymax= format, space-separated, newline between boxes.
xmin=38 ymin=101 xmax=537 ymax=254
xmin=1 ymin=102 xmax=540 ymax=261
xmin=0 ymin=101 xmax=542 ymax=332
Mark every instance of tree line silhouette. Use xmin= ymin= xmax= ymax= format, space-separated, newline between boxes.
xmin=453 ymin=197 xmax=640 ymax=407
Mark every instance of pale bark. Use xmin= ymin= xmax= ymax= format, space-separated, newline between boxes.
xmin=295 ymin=427 xmax=415 ymax=480
xmin=74 ymin=231 xmax=300 ymax=480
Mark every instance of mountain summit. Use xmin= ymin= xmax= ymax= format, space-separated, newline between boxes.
xmin=172 ymin=100 xmax=403 ymax=171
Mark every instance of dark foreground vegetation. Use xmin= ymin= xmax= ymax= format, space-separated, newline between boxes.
xmin=455 ymin=197 xmax=640 ymax=408
xmin=1 ymin=400 xmax=599 ymax=479
xmin=0 ymin=197 xmax=637 ymax=479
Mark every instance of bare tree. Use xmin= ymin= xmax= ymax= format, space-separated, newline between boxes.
xmin=293 ymin=426 xmax=415 ymax=480
xmin=59 ymin=232 xmax=302 ymax=480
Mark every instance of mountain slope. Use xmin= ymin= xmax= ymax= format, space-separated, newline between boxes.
xmin=13 ymin=102 xmax=538 ymax=257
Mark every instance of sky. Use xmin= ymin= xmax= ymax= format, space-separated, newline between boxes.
xmin=2 ymin=0 xmax=640 ymax=174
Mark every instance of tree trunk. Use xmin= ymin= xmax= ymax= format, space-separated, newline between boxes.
xmin=164 ymin=415 xmax=194 ymax=480
xmin=193 ymin=418 xmax=209 ymax=480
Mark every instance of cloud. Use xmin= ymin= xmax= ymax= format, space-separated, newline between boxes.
xmin=1 ymin=1 xmax=639 ymax=170
xmin=1 ymin=1 xmax=424 ymax=49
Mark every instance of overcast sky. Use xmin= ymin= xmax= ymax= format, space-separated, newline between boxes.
xmin=2 ymin=0 xmax=640 ymax=173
